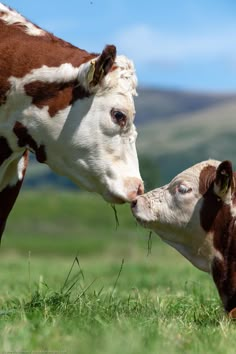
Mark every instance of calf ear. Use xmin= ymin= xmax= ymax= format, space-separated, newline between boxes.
xmin=214 ymin=160 xmax=234 ymax=200
xmin=87 ymin=45 xmax=116 ymax=87
xmin=229 ymin=308 xmax=236 ymax=319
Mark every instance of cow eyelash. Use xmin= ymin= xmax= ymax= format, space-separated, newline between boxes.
xmin=111 ymin=109 xmax=127 ymax=128
xmin=178 ymin=184 xmax=192 ymax=194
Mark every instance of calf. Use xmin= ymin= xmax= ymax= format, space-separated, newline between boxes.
xmin=0 ymin=4 xmax=144 ymax=239
xmin=132 ymin=159 xmax=236 ymax=315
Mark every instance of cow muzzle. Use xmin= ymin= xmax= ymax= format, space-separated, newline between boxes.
xmin=103 ymin=177 xmax=144 ymax=204
xmin=131 ymin=194 xmax=155 ymax=225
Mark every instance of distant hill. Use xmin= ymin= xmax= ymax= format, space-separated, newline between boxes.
xmin=23 ymin=87 xmax=236 ymax=189
xmin=135 ymin=88 xmax=236 ymax=125
xmin=137 ymin=99 xmax=236 ymax=184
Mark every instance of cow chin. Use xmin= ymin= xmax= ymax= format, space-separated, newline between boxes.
xmin=102 ymin=191 xmax=126 ymax=204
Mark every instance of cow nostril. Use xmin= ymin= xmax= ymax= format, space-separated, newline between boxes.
xmin=137 ymin=183 xmax=144 ymax=196
xmin=131 ymin=199 xmax=137 ymax=208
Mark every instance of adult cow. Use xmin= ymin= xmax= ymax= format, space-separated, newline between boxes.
xmin=0 ymin=3 xmax=144 ymax=239
xmin=132 ymin=159 xmax=236 ymax=316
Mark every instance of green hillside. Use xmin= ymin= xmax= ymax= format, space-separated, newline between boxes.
xmin=135 ymin=88 xmax=236 ymax=124
xmin=137 ymin=100 xmax=236 ymax=184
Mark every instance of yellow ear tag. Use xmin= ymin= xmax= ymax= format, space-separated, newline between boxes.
xmin=87 ymin=60 xmax=96 ymax=85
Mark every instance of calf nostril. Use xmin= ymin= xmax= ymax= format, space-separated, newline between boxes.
xmin=131 ymin=199 xmax=137 ymax=208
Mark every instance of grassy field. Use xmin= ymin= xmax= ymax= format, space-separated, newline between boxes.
xmin=0 ymin=190 xmax=235 ymax=353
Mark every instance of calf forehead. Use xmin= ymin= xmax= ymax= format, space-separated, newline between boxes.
xmin=173 ymin=159 xmax=220 ymax=185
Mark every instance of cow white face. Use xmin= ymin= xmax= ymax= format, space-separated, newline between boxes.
xmin=131 ymin=160 xmax=222 ymax=271
xmin=16 ymin=49 xmax=143 ymax=204
xmin=44 ymin=81 xmax=142 ymax=203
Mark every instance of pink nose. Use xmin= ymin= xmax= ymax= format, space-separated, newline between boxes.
xmin=131 ymin=199 xmax=137 ymax=208
xmin=137 ymin=182 xmax=144 ymax=196
xmin=127 ymin=180 xmax=144 ymax=202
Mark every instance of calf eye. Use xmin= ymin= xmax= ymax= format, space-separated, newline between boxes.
xmin=178 ymin=184 xmax=192 ymax=194
xmin=111 ymin=109 xmax=127 ymax=127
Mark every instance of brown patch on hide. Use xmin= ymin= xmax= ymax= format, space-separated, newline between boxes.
xmin=231 ymin=173 xmax=236 ymax=206
xmin=199 ymin=165 xmax=216 ymax=196
xmin=0 ymin=150 xmax=28 ymax=241
xmin=0 ymin=136 xmax=12 ymax=165
xmin=13 ymin=121 xmax=37 ymax=149
xmin=0 ymin=81 xmax=10 ymax=105
xmin=13 ymin=121 xmax=46 ymax=163
xmin=212 ymin=218 xmax=236 ymax=313
xmin=199 ymin=164 xmax=234 ymax=250
xmin=199 ymin=163 xmax=236 ymax=313
xmin=199 ymin=165 xmax=221 ymax=232
xmin=24 ymin=81 xmax=90 ymax=117
xmin=229 ymin=308 xmax=236 ymax=319
xmin=36 ymin=145 xmax=47 ymax=163
xmin=0 ymin=8 xmax=96 ymax=107
xmin=199 ymin=164 xmax=234 ymax=255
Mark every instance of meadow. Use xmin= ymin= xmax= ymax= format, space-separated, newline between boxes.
xmin=0 ymin=190 xmax=235 ymax=353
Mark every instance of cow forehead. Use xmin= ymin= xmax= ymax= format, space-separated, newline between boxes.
xmin=98 ymin=55 xmax=137 ymax=97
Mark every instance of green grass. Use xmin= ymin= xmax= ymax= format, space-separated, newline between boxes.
xmin=0 ymin=190 xmax=236 ymax=353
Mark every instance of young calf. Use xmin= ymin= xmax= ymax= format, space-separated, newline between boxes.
xmin=132 ymin=159 xmax=236 ymax=315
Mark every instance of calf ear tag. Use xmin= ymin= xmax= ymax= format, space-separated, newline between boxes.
xmin=87 ymin=60 xmax=96 ymax=85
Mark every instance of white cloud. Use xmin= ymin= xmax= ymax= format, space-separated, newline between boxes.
xmin=115 ymin=24 xmax=236 ymax=64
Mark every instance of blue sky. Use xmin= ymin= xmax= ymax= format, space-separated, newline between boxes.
xmin=5 ymin=0 xmax=236 ymax=92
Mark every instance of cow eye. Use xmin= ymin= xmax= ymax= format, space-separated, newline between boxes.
xmin=111 ymin=109 xmax=127 ymax=127
xmin=178 ymin=184 xmax=192 ymax=194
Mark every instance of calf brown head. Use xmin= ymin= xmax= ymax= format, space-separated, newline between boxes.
xmin=132 ymin=159 xmax=236 ymax=314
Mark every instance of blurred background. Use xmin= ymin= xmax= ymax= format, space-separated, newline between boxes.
xmin=2 ymin=0 xmax=236 ymax=259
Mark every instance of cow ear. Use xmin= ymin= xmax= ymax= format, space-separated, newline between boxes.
xmin=214 ymin=160 xmax=234 ymax=200
xmin=87 ymin=45 xmax=116 ymax=87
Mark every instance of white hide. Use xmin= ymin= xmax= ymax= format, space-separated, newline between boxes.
xmin=132 ymin=160 xmax=222 ymax=271
xmin=0 ymin=3 xmax=45 ymax=36
xmin=8 ymin=64 xmax=80 ymax=91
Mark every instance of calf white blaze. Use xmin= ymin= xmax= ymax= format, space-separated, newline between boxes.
xmin=132 ymin=159 xmax=236 ymax=314
xmin=0 ymin=4 xmax=143 ymax=240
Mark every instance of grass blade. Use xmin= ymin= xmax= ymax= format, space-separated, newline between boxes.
xmin=110 ymin=258 xmax=125 ymax=301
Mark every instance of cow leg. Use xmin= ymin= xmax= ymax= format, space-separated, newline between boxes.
xmin=0 ymin=150 xmax=28 ymax=241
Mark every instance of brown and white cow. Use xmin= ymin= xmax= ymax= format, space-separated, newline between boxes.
xmin=132 ymin=159 xmax=236 ymax=315
xmin=0 ymin=4 xmax=144 ymax=240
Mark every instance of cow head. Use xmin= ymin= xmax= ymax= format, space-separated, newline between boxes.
xmin=132 ymin=159 xmax=236 ymax=313
xmin=11 ymin=45 xmax=143 ymax=204
xmin=131 ymin=159 xmax=234 ymax=270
